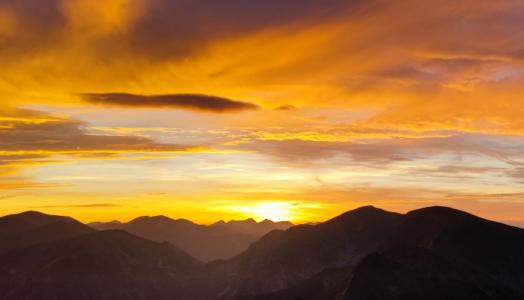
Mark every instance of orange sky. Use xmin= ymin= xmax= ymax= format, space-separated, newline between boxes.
xmin=1 ymin=0 xmax=524 ymax=225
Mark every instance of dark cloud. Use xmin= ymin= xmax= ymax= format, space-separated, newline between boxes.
xmin=275 ymin=105 xmax=297 ymax=111
xmin=82 ymin=93 xmax=259 ymax=112
xmin=0 ymin=0 xmax=376 ymax=60
xmin=0 ymin=0 xmax=65 ymax=54
xmin=124 ymin=0 xmax=376 ymax=59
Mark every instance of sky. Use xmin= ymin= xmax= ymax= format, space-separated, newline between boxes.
xmin=1 ymin=0 xmax=524 ymax=224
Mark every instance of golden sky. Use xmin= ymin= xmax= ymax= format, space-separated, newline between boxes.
xmin=1 ymin=0 xmax=524 ymax=224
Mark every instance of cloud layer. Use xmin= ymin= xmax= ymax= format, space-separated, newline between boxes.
xmin=1 ymin=0 xmax=524 ymax=223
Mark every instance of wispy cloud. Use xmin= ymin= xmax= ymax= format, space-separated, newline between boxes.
xmin=0 ymin=108 xmax=199 ymax=154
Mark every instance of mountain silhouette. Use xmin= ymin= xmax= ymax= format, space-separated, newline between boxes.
xmin=0 ymin=211 xmax=94 ymax=254
xmin=225 ymin=206 xmax=524 ymax=300
xmin=212 ymin=218 xmax=294 ymax=236
xmin=343 ymin=246 xmax=522 ymax=300
xmin=206 ymin=206 xmax=403 ymax=299
xmin=1 ymin=206 xmax=523 ymax=300
xmin=0 ymin=229 xmax=201 ymax=300
xmin=89 ymin=216 xmax=293 ymax=262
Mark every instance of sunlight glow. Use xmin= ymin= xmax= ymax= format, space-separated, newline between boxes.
xmin=228 ymin=201 xmax=295 ymax=222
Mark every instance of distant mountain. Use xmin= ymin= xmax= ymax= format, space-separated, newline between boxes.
xmin=87 ymin=220 xmax=122 ymax=230
xmin=88 ymin=216 xmax=293 ymax=262
xmin=212 ymin=218 xmax=294 ymax=236
xmin=0 ymin=230 xmax=202 ymax=300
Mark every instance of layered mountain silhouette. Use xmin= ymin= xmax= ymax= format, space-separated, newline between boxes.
xmin=1 ymin=206 xmax=523 ymax=300
xmin=89 ymin=216 xmax=293 ymax=262
xmin=225 ymin=206 xmax=524 ymax=300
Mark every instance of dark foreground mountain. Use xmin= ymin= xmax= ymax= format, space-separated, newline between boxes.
xmin=0 ymin=211 xmax=94 ymax=254
xmin=343 ymin=246 xmax=522 ymax=300
xmin=1 ymin=206 xmax=523 ymax=300
xmin=89 ymin=216 xmax=293 ymax=262
xmin=213 ymin=206 xmax=524 ymax=300
xmin=0 ymin=229 xmax=201 ymax=300
xmin=208 ymin=206 xmax=403 ymax=299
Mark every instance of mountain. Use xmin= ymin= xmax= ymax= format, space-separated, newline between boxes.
xmin=87 ymin=220 xmax=122 ymax=230
xmin=202 ymin=206 xmax=403 ymax=299
xmin=0 ymin=211 xmax=80 ymax=238
xmin=0 ymin=211 xmax=94 ymax=254
xmin=0 ymin=230 xmax=202 ymax=300
xmin=212 ymin=219 xmax=294 ymax=236
xmin=223 ymin=206 xmax=524 ymax=300
xmin=343 ymin=246 xmax=523 ymax=300
xmin=88 ymin=216 xmax=293 ymax=262
xmin=1 ymin=206 xmax=523 ymax=300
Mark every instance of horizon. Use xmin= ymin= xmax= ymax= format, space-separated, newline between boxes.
xmin=4 ymin=205 xmax=524 ymax=229
xmin=2 ymin=1 xmax=524 ymax=228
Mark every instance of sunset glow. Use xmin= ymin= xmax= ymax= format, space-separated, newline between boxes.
xmin=1 ymin=0 xmax=524 ymax=225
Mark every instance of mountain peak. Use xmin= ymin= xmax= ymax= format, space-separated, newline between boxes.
xmin=406 ymin=206 xmax=476 ymax=220
xmin=211 ymin=220 xmax=226 ymax=226
xmin=3 ymin=210 xmax=77 ymax=226
xmin=352 ymin=205 xmax=380 ymax=212
xmin=228 ymin=218 xmax=257 ymax=225
xmin=329 ymin=205 xmax=395 ymax=222
xmin=16 ymin=210 xmax=47 ymax=217
xmin=129 ymin=215 xmax=175 ymax=224
xmin=175 ymin=218 xmax=197 ymax=225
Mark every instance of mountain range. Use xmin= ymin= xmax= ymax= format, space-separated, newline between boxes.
xmin=88 ymin=216 xmax=293 ymax=262
xmin=0 ymin=206 xmax=523 ymax=299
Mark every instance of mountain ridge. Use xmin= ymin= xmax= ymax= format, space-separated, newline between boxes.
xmin=88 ymin=215 xmax=294 ymax=262
xmin=1 ymin=206 xmax=523 ymax=300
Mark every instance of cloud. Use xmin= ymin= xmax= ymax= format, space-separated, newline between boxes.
xmin=82 ymin=93 xmax=259 ymax=112
xmin=0 ymin=120 xmax=186 ymax=152
xmin=32 ymin=203 xmax=119 ymax=208
xmin=275 ymin=105 xmax=296 ymax=111
xmin=112 ymin=0 xmax=371 ymax=59
xmin=0 ymin=0 xmax=367 ymax=60
xmin=0 ymin=108 xmax=208 ymax=192
xmin=0 ymin=108 xmax=202 ymax=169
xmin=239 ymin=132 xmax=524 ymax=167
xmin=0 ymin=179 xmax=59 ymax=190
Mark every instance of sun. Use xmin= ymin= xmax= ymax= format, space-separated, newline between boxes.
xmin=232 ymin=201 xmax=294 ymax=222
